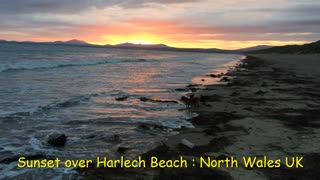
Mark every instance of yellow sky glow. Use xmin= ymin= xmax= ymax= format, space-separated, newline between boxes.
xmin=91 ymin=35 xmax=309 ymax=50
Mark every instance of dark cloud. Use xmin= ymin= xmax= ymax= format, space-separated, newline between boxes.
xmin=0 ymin=0 xmax=88 ymax=14
xmin=290 ymin=5 xmax=320 ymax=14
xmin=0 ymin=0 xmax=199 ymax=14
xmin=171 ymin=20 xmax=320 ymax=35
xmin=247 ymin=4 xmax=320 ymax=16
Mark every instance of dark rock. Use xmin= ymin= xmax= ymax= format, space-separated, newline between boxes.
xmin=217 ymin=73 xmax=224 ymax=77
xmin=187 ymin=84 xmax=201 ymax=88
xmin=261 ymin=82 xmax=268 ymax=87
xmin=139 ymin=97 xmax=150 ymax=102
xmin=200 ymin=95 xmax=221 ymax=102
xmin=221 ymin=77 xmax=230 ymax=82
xmin=115 ymin=96 xmax=129 ymax=101
xmin=60 ymin=101 xmax=74 ymax=107
xmin=0 ymin=154 xmax=50 ymax=164
xmin=138 ymin=123 xmax=168 ymax=131
xmin=217 ymin=154 xmax=228 ymax=160
xmin=111 ymin=135 xmax=121 ymax=142
xmin=189 ymin=87 xmax=197 ymax=92
xmin=47 ymin=133 xmax=67 ymax=147
xmin=200 ymin=96 xmax=208 ymax=102
xmin=230 ymin=92 xmax=240 ymax=96
xmin=85 ymin=134 xmax=97 ymax=139
xmin=138 ymin=124 xmax=149 ymax=129
xmin=255 ymin=90 xmax=267 ymax=95
xmin=153 ymin=124 xmax=169 ymax=130
xmin=117 ymin=147 xmax=129 ymax=154
xmin=141 ymin=144 xmax=170 ymax=160
xmin=139 ymin=97 xmax=179 ymax=104
xmin=203 ymin=103 xmax=212 ymax=107
xmin=227 ymin=80 xmax=249 ymax=86
xmin=175 ymin=88 xmax=188 ymax=92
xmin=155 ymin=99 xmax=179 ymax=104
xmin=207 ymin=74 xmax=218 ymax=78
xmin=180 ymin=95 xmax=200 ymax=108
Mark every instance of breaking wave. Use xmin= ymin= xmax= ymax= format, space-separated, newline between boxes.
xmin=0 ymin=92 xmax=109 ymax=119
xmin=0 ymin=58 xmax=148 ymax=73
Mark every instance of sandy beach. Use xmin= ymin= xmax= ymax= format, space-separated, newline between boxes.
xmin=82 ymin=54 xmax=320 ymax=179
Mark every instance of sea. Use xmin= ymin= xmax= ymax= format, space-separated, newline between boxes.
xmin=0 ymin=42 xmax=241 ymax=179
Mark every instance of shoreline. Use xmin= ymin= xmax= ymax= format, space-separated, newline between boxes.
xmin=83 ymin=54 xmax=320 ymax=179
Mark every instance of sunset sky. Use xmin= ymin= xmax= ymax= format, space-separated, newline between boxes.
xmin=1 ymin=0 xmax=320 ymax=49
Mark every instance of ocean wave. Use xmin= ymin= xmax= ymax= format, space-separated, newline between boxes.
xmin=0 ymin=54 xmax=216 ymax=73
xmin=0 ymin=58 xmax=148 ymax=73
xmin=0 ymin=92 xmax=109 ymax=119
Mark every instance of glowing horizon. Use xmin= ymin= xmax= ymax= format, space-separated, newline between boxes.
xmin=89 ymin=40 xmax=309 ymax=50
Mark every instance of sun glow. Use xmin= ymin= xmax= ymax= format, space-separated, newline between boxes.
xmin=89 ymin=32 xmax=310 ymax=49
xmin=97 ymin=34 xmax=165 ymax=46
xmin=127 ymin=40 xmax=153 ymax=45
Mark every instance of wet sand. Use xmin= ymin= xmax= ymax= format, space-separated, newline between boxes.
xmin=83 ymin=54 xmax=320 ymax=179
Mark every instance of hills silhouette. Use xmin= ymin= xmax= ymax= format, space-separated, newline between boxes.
xmin=1 ymin=39 xmax=319 ymax=54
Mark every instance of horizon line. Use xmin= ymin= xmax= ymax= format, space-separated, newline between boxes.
xmin=0 ymin=38 xmax=315 ymax=51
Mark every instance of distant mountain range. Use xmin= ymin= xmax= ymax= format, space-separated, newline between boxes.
xmin=0 ymin=39 xmax=90 ymax=46
xmin=247 ymin=40 xmax=320 ymax=54
xmin=0 ymin=39 xmax=238 ymax=53
xmin=2 ymin=39 xmax=319 ymax=54
xmin=235 ymin=45 xmax=274 ymax=52
xmin=49 ymin=39 xmax=89 ymax=45
xmin=114 ymin=42 xmax=169 ymax=48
